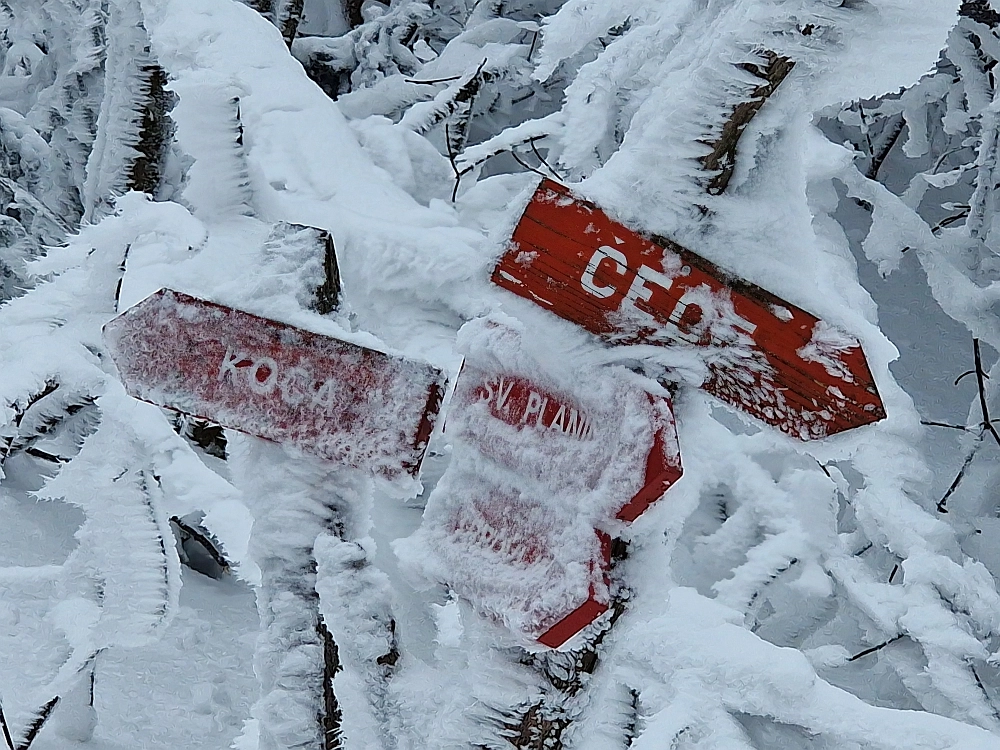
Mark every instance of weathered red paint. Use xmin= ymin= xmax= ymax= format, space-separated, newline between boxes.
xmin=618 ymin=427 xmax=679 ymax=523
xmin=445 ymin=477 xmax=613 ymax=648
xmin=442 ymin=361 xmax=679 ymax=646
xmin=450 ymin=365 xmax=683 ymax=523
xmin=464 ymin=372 xmax=597 ymax=440
xmin=537 ymin=531 xmax=612 ymax=648
xmin=492 ymin=179 xmax=886 ymax=440
xmin=103 ymin=289 xmax=445 ymax=478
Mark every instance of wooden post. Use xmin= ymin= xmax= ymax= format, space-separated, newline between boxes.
xmin=127 ymin=64 xmax=173 ymax=195
xmin=232 ymin=439 xmax=349 ymax=750
xmin=700 ymin=51 xmax=794 ymax=195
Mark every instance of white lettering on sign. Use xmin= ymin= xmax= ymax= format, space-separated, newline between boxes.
xmin=577 ymin=248 xmax=760 ymax=343
xmin=248 ymin=357 xmax=278 ymax=394
xmin=625 ymin=264 xmax=673 ymax=310
xmin=482 ymin=377 xmax=515 ymax=417
xmin=218 ymin=346 xmax=350 ymax=409
xmin=218 ymin=348 xmax=249 ymax=382
xmin=580 ymin=246 xmax=628 ymax=299
xmin=478 ymin=375 xmax=594 ymax=440
xmin=559 ymin=404 xmax=593 ymax=439
xmin=580 ymin=247 xmax=675 ymax=318
xmin=521 ymin=391 xmax=548 ymax=426
xmin=278 ymin=366 xmax=312 ymax=406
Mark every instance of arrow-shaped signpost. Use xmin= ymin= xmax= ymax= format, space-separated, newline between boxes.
xmin=104 ymin=288 xmax=446 ymax=750
xmin=493 ymin=178 xmax=886 ymax=439
xmin=408 ymin=316 xmax=683 ymax=748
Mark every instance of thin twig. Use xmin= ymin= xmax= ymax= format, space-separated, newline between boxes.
xmin=932 ymin=146 xmax=968 ymax=175
xmin=0 ymin=701 xmax=15 ymax=750
xmin=23 ymin=447 xmax=66 ymax=464
xmin=445 ymin=123 xmax=472 ymax=202
xmin=527 ymin=30 xmax=538 ymax=61
xmin=888 ymin=563 xmax=900 ymax=583
xmin=955 ymin=369 xmax=979 ymax=386
xmin=920 ymin=419 xmax=973 ymax=431
xmin=971 ymin=663 xmax=1000 ymax=723
xmin=510 ymin=149 xmax=549 ymax=180
xmin=865 ymin=112 xmax=905 ymax=181
xmin=404 ymin=74 xmax=462 ymax=85
xmin=932 ymin=209 xmax=970 ymax=234
xmin=528 ymin=137 xmax=563 ymax=181
xmin=114 ymin=244 xmax=132 ymax=313
xmin=848 ymin=633 xmax=905 ymax=662
xmin=936 ymin=339 xmax=1000 ymax=512
xmin=973 ymin=339 xmax=1000 ymax=447
xmin=937 ymin=437 xmax=983 ymax=513
xmin=19 ymin=698 xmax=58 ymax=750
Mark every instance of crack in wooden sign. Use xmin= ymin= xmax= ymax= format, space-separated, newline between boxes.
xmin=103 ymin=289 xmax=446 ymax=478
xmin=492 ymin=179 xmax=886 ymax=440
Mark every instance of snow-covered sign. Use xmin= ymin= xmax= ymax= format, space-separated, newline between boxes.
xmin=415 ymin=318 xmax=680 ymax=647
xmin=449 ymin=364 xmax=682 ymax=522
xmin=103 ymin=289 xmax=445 ymax=478
xmin=425 ymin=458 xmax=616 ymax=649
xmin=493 ymin=179 xmax=886 ymax=440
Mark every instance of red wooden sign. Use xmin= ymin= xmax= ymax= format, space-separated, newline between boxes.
xmin=450 ymin=366 xmax=682 ymax=522
xmin=103 ymin=289 xmax=445 ymax=478
xmin=493 ymin=179 xmax=886 ymax=440
xmin=538 ymin=532 xmax=611 ymax=648
xmin=424 ymin=318 xmax=680 ymax=647
xmin=435 ymin=461 xmax=613 ymax=648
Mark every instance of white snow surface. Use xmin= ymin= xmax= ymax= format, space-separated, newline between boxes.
xmin=2 ymin=0 xmax=1000 ymax=748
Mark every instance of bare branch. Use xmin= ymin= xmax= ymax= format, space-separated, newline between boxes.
xmin=18 ymin=698 xmax=58 ymax=750
xmin=404 ymin=74 xmax=463 ymax=85
xmin=701 ymin=51 xmax=794 ymax=195
xmin=937 ymin=437 xmax=982 ymax=513
xmin=865 ymin=113 xmax=905 ymax=180
xmin=510 ymin=150 xmax=549 ymax=180
xmin=921 ymin=419 xmax=974 ymax=431
xmin=849 ymin=634 xmax=905 ymax=662
xmin=0 ymin=702 xmax=15 ymax=750
xmin=529 ymin=138 xmax=563 ymax=181
xmin=973 ymin=339 xmax=1000 ymax=447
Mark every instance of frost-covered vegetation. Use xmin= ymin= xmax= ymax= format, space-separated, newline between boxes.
xmin=2 ymin=0 xmax=1000 ymax=749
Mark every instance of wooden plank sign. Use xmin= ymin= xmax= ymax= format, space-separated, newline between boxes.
xmin=103 ymin=289 xmax=445 ymax=478
xmin=422 ymin=318 xmax=680 ymax=647
xmin=492 ymin=179 xmax=886 ymax=440
xmin=432 ymin=460 xmax=614 ymax=648
xmin=450 ymin=365 xmax=682 ymax=523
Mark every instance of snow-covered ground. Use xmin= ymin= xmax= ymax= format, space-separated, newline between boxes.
xmin=1 ymin=478 xmax=256 ymax=750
